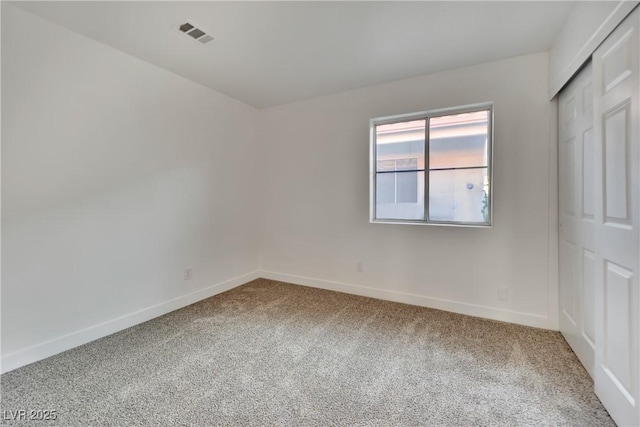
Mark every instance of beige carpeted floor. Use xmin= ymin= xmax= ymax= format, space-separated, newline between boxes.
xmin=1 ymin=279 xmax=613 ymax=426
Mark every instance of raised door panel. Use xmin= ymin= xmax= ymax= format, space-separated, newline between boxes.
xmin=603 ymin=261 xmax=634 ymax=400
xmin=560 ymin=239 xmax=577 ymax=325
xmin=603 ymin=28 xmax=634 ymax=93
xmin=583 ymin=249 xmax=596 ymax=348
xmin=560 ymin=137 xmax=577 ymax=218
xmin=603 ymin=103 xmax=631 ymax=226
xmin=583 ymin=128 xmax=596 ymax=220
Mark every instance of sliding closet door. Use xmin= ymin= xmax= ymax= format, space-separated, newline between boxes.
xmin=593 ymin=8 xmax=640 ymax=426
xmin=559 ymin=63 xmax=596 ymax=377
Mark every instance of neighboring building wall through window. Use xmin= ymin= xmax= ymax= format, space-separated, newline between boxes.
xmin=370 ymin=103 xmax=493 ymax=226
xmin=376 ymin=158 xmax=419 ymax=204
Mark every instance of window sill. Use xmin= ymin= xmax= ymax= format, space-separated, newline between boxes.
xmin=370 ymin=219 xmax=493 ymax=228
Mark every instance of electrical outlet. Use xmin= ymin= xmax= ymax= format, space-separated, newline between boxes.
xmin=356 ymin=262 xmax=364 ymax=273
xmin=497 ymin=287 xmax=508 ymax=301
xmin=184 ymin=268 xmax=193 ymax=281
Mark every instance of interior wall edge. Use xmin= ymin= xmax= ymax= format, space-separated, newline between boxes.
xmin=0 ymin=270 xmax=261 ymax=375
xmin=260 ymin=271 xmax=555 ymax=331
xmin=547 ymin=97 xmax=560 ymax=330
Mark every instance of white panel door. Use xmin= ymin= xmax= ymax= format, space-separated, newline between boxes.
xmin=559 ymin=62 xmax=596 ymax=376
xmin=593 ymin=8 xmax=640 ymax=426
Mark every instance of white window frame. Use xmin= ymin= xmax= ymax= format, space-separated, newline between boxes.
xmin=369 ymin=102 xmax=494 ymax=227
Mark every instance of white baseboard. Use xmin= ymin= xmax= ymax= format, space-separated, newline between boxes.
xmin=1 ymin=271 xmax=261 ymax=374
xmin=260 ymin=270 xmax=555 ymax=330
xmin=2 ymin=269 xmax=555 ymax=374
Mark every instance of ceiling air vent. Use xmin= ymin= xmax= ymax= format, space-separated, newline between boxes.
xmin=178 ymin=22 xmax=213 ymax=44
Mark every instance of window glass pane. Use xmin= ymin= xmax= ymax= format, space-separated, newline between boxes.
xmin=429 ymin=168 xmax=489 ymax=223
xmin=377 ymin=173 xmax=395 ymax=204
xmin=376 ymin=171 xmax=425 ymax=220
xmin=429 ymin=110 xmax=489 ymax=169
xmin=397 ymin=171 xmax=419 ymax=203
xmin=376 ymin=120 xmax=425 ymax=172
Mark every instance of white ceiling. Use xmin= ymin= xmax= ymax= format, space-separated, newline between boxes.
xmin=15 ymin=1 xmax=575 ymax=109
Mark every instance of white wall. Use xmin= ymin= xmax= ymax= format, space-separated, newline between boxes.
xmin=1 ymin=4 xmax=260 ymax=372
xmin=259 ymin=52 xmax=558 ymax=329
xmin=549 ymin=1 xmax=639 ymax=98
